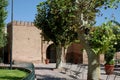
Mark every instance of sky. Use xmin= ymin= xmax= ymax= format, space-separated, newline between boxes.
xmin=6 ymin=0 xmax=120 ymax=26
xmin=6 ymin=0 xmax=46 ymax=23
xmin=95 ymin=5 xmax=120 ymax=26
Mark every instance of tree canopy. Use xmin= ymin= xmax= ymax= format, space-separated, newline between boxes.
xmin=34 ymin=0 xmax=120 ymax=47
xmin=88 ymin=22 xmax=116 ymax=55
xmin=0 ymin=0 xmax=8 ymax=48
xmin=110 ymin=20 xmax=120 ymax=52
xmin=34 ymin=0 xmax=78 ymax=47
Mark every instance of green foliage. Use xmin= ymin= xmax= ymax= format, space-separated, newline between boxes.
xmin=34 ymin=0 xmax=78 ymax=46
xmin=88 ymin=22 xmax=116 ymax=55
xmin=110 ymin=21 xmax=120 ymax=52
xmin=105 ymin=47 xmax=115 ymax=65
xmin=114 ymin=34 xmax=120 ymax=51
xmin=34 ymin=0 xmax=120 ymax=51
xmin=75 ymin=0 xmax=100 ymax=24
xmin=0 ymin=0 xmax=8 ymax=48
xmin=73 ymin=0 xmax=120 ymax=26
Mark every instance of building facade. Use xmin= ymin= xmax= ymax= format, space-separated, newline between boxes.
xmin=6 ymin=21 xmax=105 ymax=64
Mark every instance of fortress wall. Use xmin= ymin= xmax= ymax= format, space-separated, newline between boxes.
xmin=8 ymin=21 xmax=42 ymax=64
xmin=12 ymin=20 xmax=34 ymax=26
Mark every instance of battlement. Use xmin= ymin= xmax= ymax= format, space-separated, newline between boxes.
xmin=8 ymin=20 xmax=34 ymax=26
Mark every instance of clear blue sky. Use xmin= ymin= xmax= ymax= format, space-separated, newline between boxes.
xmin=95 ymin=5 xmax=120 ymax=26
xmin=6 ymin=0 xmax=120 ymax=26
xmin=6 ymin=0 xmax=46 ymax=23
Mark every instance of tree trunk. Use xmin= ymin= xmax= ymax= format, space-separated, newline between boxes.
xmin=62 ymin=47 xmax=66 ymax=63
xmin=77 ymin=32 xmax=101 ymax=80
xmin=86 ymin=48 xmax=100 ymax=80
xmin=56 ymin=45 xmax=63 ymax=69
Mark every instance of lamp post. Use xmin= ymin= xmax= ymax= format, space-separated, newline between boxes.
xmin=10 ymin=0 xmax=13 ymax=69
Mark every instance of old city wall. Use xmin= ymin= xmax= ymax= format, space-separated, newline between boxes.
xmin=8 ymin=21 xmax=43 ymax=63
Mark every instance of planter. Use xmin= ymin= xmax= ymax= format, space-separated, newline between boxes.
xmin=45 ymin=59 xmax=49 ymax=64
xmin=105 ymin=64 xmax=114 ymax=75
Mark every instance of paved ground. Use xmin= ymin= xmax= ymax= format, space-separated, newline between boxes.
xmin=34 ymin=63 xmax=120 ymax=80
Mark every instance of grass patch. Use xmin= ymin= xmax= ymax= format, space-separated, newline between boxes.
xmin=0 ymin=69 xmax=29 ymax=80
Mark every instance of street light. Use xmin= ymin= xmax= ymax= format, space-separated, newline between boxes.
xmin=10 ymin=0 xmax=13 ymax=69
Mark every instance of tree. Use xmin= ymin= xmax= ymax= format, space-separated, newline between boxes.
xmin=0 ymin=0 xmax=7 ymax=48
xmin=110 ymin=20 xmax=120 ymax=52
xmin=34 ymin=0 xmax=78 ymax=68
xmin=75 ymin=0 xmax=120 ymax=80
xmin=73 ymin=0 xmax=119 ymax=80
xmin=35 ymin=0 xmax=120 ymax=79
xmin=86 ymin=22 xmax=116 ymax=79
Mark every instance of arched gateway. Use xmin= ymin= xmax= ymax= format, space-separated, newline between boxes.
xmin=46 ymin=44 xmax=56 ymax=63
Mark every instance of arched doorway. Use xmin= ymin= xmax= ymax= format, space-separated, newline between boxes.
xmin=66 ymin=43 xmax=83 ymax=64
xmin=46 ymin=44 xmax=56 ymax=63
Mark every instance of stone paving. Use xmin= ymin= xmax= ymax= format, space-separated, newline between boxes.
xmin=34 ymin=63 xmax=120 ymax=80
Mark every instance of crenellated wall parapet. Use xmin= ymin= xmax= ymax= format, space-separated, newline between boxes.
xmin=8 ymin=20 xmax=34 ymax=26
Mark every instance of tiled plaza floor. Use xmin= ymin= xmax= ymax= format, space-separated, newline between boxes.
xmin=34 ymin=63 xmax=120 ymax=80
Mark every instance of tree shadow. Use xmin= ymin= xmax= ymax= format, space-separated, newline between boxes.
xmin=36 ymin=74 xmax=68 ymax=80
xmin=35 ymin=67 xmax=55 ymax=70
xmin=0 ymin=76 xmax=23 ymax=80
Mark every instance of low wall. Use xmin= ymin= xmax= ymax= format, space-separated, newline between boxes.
xmin=0 ymin=62 xmax=36 ymax=80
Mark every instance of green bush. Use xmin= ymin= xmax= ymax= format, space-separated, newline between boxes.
xmin=105 ymin=47 xmax=115 ymax=65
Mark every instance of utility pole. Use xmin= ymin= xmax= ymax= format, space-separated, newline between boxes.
xmin=10 ymin=0 xmax=13 ymax=69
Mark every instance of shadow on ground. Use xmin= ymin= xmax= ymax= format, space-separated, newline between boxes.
xmin=36 ymin=74 xmax=68 ymax=80
xmin=35 ymin=67 xmax=55 ymax=70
